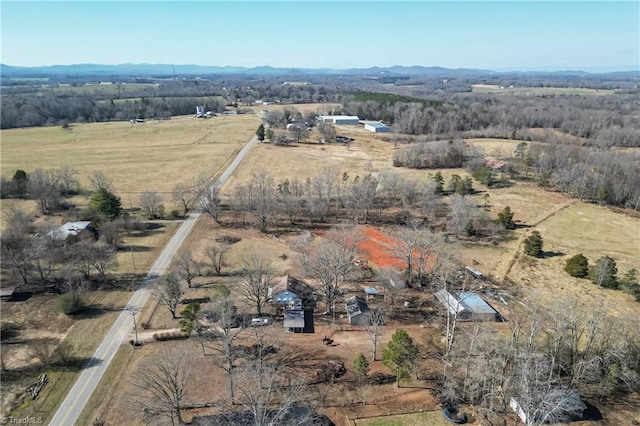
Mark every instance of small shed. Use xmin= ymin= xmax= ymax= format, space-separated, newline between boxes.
xmin=0 ymin=287 xmax=17 ymax=301
xmin=510 ymin=391 xmax=587 ymax=425
xmin=465 ymin=266 xmax=484 ymax=279
xmin=363 ymin=287 xmax=381 ymax=300
xmin=435 ymin=290 xmax=499 ymax=321
xmin=47 ymin=221 xmax=94 ymax=241
xmin=345 ymin=296 xmax=369 ymax=325
xmin=284 ymin=310 xmax=305 ymax=333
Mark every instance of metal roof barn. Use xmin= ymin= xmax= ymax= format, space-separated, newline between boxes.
xmin=435 ymin=290 xmax=499 ymax=321
xmin=364 ymin=122 xmax=391 ymax=133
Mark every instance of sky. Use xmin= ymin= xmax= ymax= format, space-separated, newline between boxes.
xmin=1 ymin=1 xmax=638 ymax=72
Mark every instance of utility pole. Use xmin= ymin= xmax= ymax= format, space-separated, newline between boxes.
xmin=131 ymin=310 xmax=140 ymax=346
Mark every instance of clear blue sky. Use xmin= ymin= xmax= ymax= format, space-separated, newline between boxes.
xmin=1 ymin=1 xmax=638 ymax=72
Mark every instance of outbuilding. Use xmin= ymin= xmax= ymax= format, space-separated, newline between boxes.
xmin=317 ymin=115 xmax=360 ymax=125
xmin=435 ymin=290 xmax=500 ymax=321
xmin=47 ymin=221 xmax=94 ymax=241
xmin=364 ymin=122 xmax=391 ymax=133
xmin=345 ymin=296 xmax=369 ymax=325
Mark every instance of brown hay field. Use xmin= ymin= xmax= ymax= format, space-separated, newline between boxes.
xmin=471 ymin=84 xmax=615 ymax=96
xmin=1 ymin=114 xmax=260 ymax=197
xmin=536 ymin=203 xmax=640 ymax=273
xmin=257 ymin=102 xmax=342 ymax=115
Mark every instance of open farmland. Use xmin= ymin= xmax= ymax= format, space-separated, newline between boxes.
xmin=2 ymin=104 xmax=639 ymax=425
xmin=471 ymin=84 xmax=616 ymax=96
xmin=1 ymin=114 xmax=260 ymax=202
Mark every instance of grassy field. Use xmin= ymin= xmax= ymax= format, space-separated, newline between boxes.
xmin=353 ymin=411 xmax=454 ymax=425
xmin=471 ymin=84 xmax=615 ymax=96
xmin=49 ymin=82 xmax=158 ymax=95
xmin=1 ymin=113 xmax=260 ymax=203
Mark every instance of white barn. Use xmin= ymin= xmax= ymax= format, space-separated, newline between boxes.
xmin=364 ymin=122 xmax=391 ymax=133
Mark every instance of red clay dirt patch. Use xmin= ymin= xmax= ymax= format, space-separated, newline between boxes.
xmin=356 ymin=226 xmax=406 ymax=270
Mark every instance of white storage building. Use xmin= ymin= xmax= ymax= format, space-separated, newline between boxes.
xmin=317 ymin=115 xmax=360 ymax=125
xmin=364 ymin=122 xmax=391 ymax=133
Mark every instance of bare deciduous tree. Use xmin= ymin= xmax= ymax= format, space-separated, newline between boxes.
xmin=28 ymin=168 xmax=60 ymax=215
xmin=130 ymin=347 xmax=194 ymax=426
xmin=205 ymin=243 xmax=229 ymax=276
xmin=174 ymin=249 xmax=197 ymax=288
xmin=57 ymin=166 xmax=80 ymax=194
xmin=199 ymin=185 xmax=223 ymax=225
xmin=365 ymin=308 xmax=386 ymax=361
xmin=152 ymin=272 xmax=184 ymax=319
xmin=88 ymin=171 xmax=113 ymax=192
xmin=198 ymin=296 xmax=244 ymax=402
xmin=303 ymin=228 xmax=358 ymax=312
xmin=140 ymin=192 xmax=163 ymax=219
xmin=238 ymin=251 xmax=276 ymax=316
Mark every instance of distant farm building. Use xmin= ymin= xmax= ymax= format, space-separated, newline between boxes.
xmin=317 ymin=115 xmax=360 ymax=125
xmin=47 ymin=221 xmax=94 ymax=241
xmin=435 ymin=290 xmax=500 ymax=321
xmin=364 ymin=122 xmax=391 ymax=133
xmin=345 ymin=296 xmax=369 ymax=325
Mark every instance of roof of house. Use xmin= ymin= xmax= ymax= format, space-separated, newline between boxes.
xmin=0 ymin=287 xmax=17 ymax=298
xmin=269 ymin=275 xmax=312 ymax=298
xmin=273 ymin=291 xmax=297 ymax=304
xmin=345 ymin=296 xmax=368 ymax=319
xmin=435 ymin=290 xmax=497 ymax=316
xmin=47 ymin=221 xmax=93 ymax=240
xmin=284 ymin=310 xmax=305 ymax=329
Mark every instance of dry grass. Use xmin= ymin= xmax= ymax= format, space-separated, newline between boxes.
xmin=537 ymin=203 xmax=640 ymax=273
xmin=471 ymin=84 xmax=615 ymax=96
xmin=1 ymin=114 xmax=260 ymax=196
xmin=353 ymin=411 xmax=453 ymax=426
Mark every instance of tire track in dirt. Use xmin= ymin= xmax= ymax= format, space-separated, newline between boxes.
xmin=490 ymin=200 xmax=577 ymax=282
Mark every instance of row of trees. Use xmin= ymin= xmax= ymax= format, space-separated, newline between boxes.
xmin=200 ymin=168 xmax=506 ymax=244
xmin=393 ymin=138 xmax=640 ymax=210
xmin=565 ymin=253 xmax=639 ymax=297
xmin=342 ymin=91 xmax=639 ymax=147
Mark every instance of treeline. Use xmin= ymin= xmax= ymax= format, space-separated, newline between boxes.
xmin=0 ymin=94 xmax=227 ymax=128
xmin=351 ymin=91 xmax=442 ymax=106
xmin=201 ymin=166 xmax=501 ymax=245
xmin=342 ymin=92 xmax=640 ymax=147
xmin=392 ymin=140 xmax=640 ymax=210
xmin=0 ymin=79 xmax=344 ymax=129
xmin=442 ymin=298 xmax=640 ymax=423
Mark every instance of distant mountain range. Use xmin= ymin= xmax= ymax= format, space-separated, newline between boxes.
xmin=1 ymin=63 xmax=638 ymax=78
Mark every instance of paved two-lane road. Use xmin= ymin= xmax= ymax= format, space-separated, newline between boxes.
xmin=49 ymin=135 xmax=258 ymax=426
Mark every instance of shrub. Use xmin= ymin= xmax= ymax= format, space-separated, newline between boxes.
xmin=57 ymin=292 xmax=86 ymax=315
xmin=523 ymin=231 xmax=543 ymax=258
xmin=497 ymin=206 xmax=516 ymax=230
xmin=589 ymin=256 xmax=618 ymax=289
xmin=565 ymin=254 xmax=589 ymax=278
xmin=153 ymin=330 xmax=189 ymax=341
